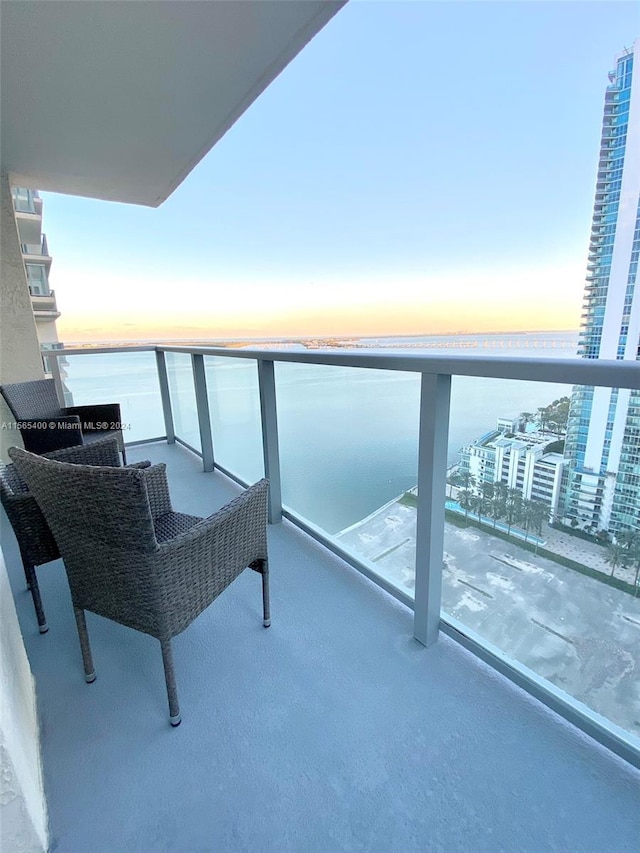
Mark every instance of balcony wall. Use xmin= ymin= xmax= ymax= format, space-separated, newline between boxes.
xmin=0 ymin=172 xmax=47 ymax=853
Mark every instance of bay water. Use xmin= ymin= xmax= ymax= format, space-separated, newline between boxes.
xmin=63 ymin=332 xmax=578 ymax=534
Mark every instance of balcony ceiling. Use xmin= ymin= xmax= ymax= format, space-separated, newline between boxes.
xmin=0 ymin=0 xmax=345 ymax=206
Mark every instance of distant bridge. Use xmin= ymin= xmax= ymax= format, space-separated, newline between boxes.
xmin=354 ymin=338 xmax=577 ymax=350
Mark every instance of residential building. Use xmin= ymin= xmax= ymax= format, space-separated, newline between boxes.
xmin=11 ymin=186 xmax=63 ymax=371
xmin=460 ymin=416 xmax=565 ymax=516
xmin=563 ymin=40 xmax=640 ymax=534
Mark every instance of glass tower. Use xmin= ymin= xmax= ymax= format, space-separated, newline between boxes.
xmin=563 ymin=41 xmax=640 ymax=534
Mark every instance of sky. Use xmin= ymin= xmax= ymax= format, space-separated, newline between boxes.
xmin=40 ymin=1 xmax=639 ymax=343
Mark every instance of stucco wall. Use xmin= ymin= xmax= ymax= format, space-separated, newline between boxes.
xmin=0 ymin=172 xmax=45 ymax=461
xmin=0 ymin=172 xmax=49 ymax=852
xmin=0 ymin=550 xmax=48 ymax=853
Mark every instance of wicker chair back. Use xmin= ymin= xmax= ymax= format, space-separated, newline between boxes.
xmin=1 ymin=378 xmax=62 ymax=420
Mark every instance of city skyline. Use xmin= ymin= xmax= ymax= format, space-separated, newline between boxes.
xmin=32 ymin=2 xmax=639 ymax=342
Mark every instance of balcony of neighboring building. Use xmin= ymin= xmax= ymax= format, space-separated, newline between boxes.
xmin=20 ymin=234 xmax=52 ymax=269
xmin=12 ymin=189 xmax=44 ymax=245
xmin=12 ymin=187 xmax=42 ymax=216
xmin=29 ymin=287 xmax=60 ymax=320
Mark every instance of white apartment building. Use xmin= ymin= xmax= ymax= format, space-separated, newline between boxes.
xmin=461 ymin=416 xmax=566 ymax=518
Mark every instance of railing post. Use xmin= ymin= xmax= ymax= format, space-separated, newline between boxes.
xmin=414 ymin=372 xmax=451 ymax=647
xmin=191 ymin=353 xmax=214 ymax=472
xmin=257 ymin=359 xmax=282 ymax=524
xmin=155 ymin=350 xmax=175 ymax=445
xmin=49 ymin=353 xmax=65 ymax=405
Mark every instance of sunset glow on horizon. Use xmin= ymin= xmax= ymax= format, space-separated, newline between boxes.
xmin=42 ymin=3 xmax=638 ymax=346
xmin=55 ymin=262 xmax=585 ymax=342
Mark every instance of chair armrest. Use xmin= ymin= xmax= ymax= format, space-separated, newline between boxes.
xmin=127 ymin=461 xmax=151 ymax=470
xmin=18 ymin=416 xmax=83 ymax=454
xmin=156 ymin=480 xmax=269 ymax=632
xmin=140 ymin=463 xmax=172 ymax=518
xmin=64 ymin=402 xmax=122 ymax=433
xmin=44 ymin=434 xmax=122 ymax=466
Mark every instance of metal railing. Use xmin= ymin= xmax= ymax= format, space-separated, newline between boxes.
xmin=45 ymin=343 xmax=640 ymax=768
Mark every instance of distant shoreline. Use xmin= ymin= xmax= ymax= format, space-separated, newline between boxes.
xmin=58 ymin=330 xmax=580 ymax=349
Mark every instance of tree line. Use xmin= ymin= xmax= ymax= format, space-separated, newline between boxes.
xmin=604 ymin=530 xmax=640 ymax=591
xmin=448 ymin=471 xmax=640 ymax=592
xmin=520 ymin=396 xmax=571 ymax=436
xmin=448 ymin=473 xmax=548 ymax=542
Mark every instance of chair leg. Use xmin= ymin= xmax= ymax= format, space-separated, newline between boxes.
xmin=160 ymin=638 xmax=181 ymax=727
xmin=22 ymin=563 xmax=31 ymax=591
xmin=24 ymin=564 xmax=48 ymax=633
xmin=261 ymin=560 xmax=271 ymax=628
xmin=73 ymin=607 xmax=96 ymax=683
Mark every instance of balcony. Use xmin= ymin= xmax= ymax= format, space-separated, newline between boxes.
xmin=4 ymin=436 xmax=640 ymax=851
xmin=3 ymin=343 xmax=640 ymax=849
xmin=14 ymin=197 xmax=44 ymax=244
xmin=30 ymin=289 xmax=60 ymax=320
xmin=20 ymin=235 xmax=52 ymax=267
xmin=13 ymin=192 xmax=42 ymax=216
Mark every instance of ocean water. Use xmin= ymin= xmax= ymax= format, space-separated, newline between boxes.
xmin=62 ymin=332 xmax=578 ymax=534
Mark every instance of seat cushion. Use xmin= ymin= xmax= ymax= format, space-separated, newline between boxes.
xmin=154 ymin=511 xmax=203 ymax=543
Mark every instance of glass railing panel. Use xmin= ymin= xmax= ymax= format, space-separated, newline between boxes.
xmin=60 ymin=350 xmax=164 ymax=444
xmin=443 ymin=376 xmax=640 ymax=745
xmin=275 ymin=362 xmax=420 ymax=598
xmin=165 ymin=352 xmax=201 ymax=453
xmin=204 ymin=356 xmax=264 ymax=483
xmin=13 ymin=198 xmax=36 ymax=214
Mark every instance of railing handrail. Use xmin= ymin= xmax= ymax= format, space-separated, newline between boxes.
xmin=43 ymin=343 xmax=640 ymax=391
xmin=47 ymin=345 xmax=157 ymax=356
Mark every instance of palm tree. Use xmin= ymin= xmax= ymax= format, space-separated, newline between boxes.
xmin=505 ymin=489 xmax=523 ymax=537
xmin=630 ymin=544 xmax=640 ymax=596
xmin=615 ymin=530 xmax=640 ymax=593
xmin=520 ymin=500 xmax=537 ymax=543
xmin=459 ymin=471 xmax=476 ymax=491
xmin=605 ymin=543 xmax=628 ymax=579
xmin=469 ymin=492 xmax=484 ymax=525
xmin=458 ymin=488 xmax=474 ymax=522
xmin=519 ymin=412 xmax=533 ymax=433
xmin=490 ymin=482 xmax=508 ymax=529
xmin=547 ymin=396 xmax=570 ymax=435
xmin=616 ymin=529 xmax=637 ymax=553
xmin=475 ymin=482 xmax=494 ymax=528
xmin=528 ymin=500 xmax=548 ymax=536
xmin=536 ymin=406 xmax=549 ymax=432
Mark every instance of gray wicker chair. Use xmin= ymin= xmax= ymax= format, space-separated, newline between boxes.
xmin=9 ymin=446 xmax=270 ymax=727
xmin=0 ymin=436 xmax=148 ymax=633
xmin=1 ymin=377 xmax=126 ymax=459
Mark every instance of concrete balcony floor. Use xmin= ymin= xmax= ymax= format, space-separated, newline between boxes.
xmin=4 ymin=443 xmax=640 ymax=853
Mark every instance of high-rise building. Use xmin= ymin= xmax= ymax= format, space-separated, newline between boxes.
xmin=11 ymin=187 xmax=63 ymax=372
xmin=563 ymin=40 xmax=640 ymax=534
